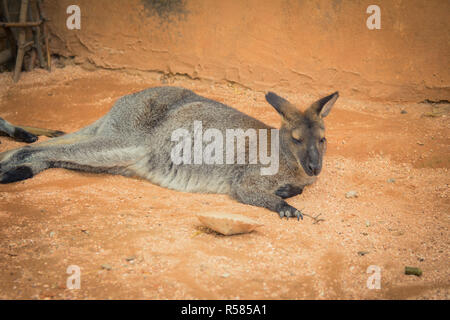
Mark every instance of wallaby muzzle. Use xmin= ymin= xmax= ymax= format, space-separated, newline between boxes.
xmin=301 ymin=147 xmax=322 ymax=176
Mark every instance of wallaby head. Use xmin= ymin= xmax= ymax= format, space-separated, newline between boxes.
xmin=265 ymin=91 xmax=339 ymax=176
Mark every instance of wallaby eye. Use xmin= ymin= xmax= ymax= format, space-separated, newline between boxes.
xmin=320 ymin=137 xmax=326 ymax=144
xmin=292 ymin=137 xmax=303 ymax=144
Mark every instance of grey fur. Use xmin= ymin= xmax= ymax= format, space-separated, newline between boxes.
xmin=0 ymin=87 xmax=338 ymax=219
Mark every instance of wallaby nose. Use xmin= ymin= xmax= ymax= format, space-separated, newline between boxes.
xmin=307 ymin=162 xmax=320 ymax=175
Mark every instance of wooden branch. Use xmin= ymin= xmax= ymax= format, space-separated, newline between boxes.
xmin=0 ymin=20 xmax=43 ymax=27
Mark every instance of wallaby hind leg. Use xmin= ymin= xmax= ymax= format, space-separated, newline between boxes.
xmin=0 ymin=117 xmax=65 ymax=143
xmin=0 ymin=117 xmax=38 ymax=143
xmin=0 ymin=135 xmax=143 ymax=184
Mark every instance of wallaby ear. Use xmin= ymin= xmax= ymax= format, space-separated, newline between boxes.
xmin=309 ymin=91 xmax=339 ymax=118
xmin=265 ymin=92 xmax=298 ymax=121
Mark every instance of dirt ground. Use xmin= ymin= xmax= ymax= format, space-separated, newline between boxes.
xmin=0 ymin=66 xmax=448 ymax=300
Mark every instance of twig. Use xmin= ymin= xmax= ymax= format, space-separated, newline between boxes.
xmin=302 ymin=212 xmax=325 ymax=224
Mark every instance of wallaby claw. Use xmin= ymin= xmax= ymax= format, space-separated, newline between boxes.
xmin=277 ymin=206 xmax=303 ymax=221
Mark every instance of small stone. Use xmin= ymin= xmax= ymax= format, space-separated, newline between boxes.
xmin=365 ymin=220 xmax=371 ymax=227
xmin=387 ymin=178 xmax=396 ymax=183
xmin=357 ymin=251 xmax=369 ymax=256
xmin=400 ymin=110 xmax=407 ymax=114
xmin=101 ymin=264 xmax=112 ymax=271
xmin=49 ymin=231 xmax=55 ymax=238
xmin=417 ymin=141 xmax=424 ymax=146
xmin=345 ymin=191 xmax=358 ymax=198
xmin=125 ymin=256 xmax=136 ymax=262
xmin=221 ymin=273 xmax=230 ymax=278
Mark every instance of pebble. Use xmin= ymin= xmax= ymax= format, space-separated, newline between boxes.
xmin=101 ymin=264 xmax=112 ymax=271
xmin=345 ymin=191 xmax=358 ymax=198
xmin=400 ymin=110 xmax=407 ymax=114
xmin=221 ymin=273 xmax=230 ymax=278
xmin=387 ymin=178 xmax=396 ymax=183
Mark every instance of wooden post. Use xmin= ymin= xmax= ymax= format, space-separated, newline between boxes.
xmin=28 ymin=1 xmax=45 ymax=68
xmin=13 ymin=0 xmax=29 ymax=82
xmin=36 ymin=0 xmax=50 ymax=70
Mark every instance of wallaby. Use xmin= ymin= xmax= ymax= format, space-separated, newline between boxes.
xmin=0 ymin=87 xmax=338 ymax=220
xmin=0 ymin=117 xmax=65 ymax=143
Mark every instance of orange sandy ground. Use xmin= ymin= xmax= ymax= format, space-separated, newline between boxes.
xmin=0 ymin=66 xmax=448 ymax=299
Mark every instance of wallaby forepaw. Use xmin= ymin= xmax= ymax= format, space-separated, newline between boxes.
xmin=278 ymin=204 xmax=303 ymax=221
